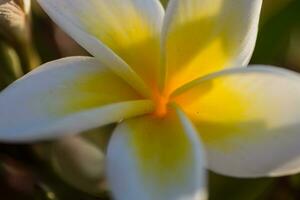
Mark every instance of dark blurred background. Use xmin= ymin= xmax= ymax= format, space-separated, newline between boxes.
xmin=0 ymin=0 xmax=300 ymax=199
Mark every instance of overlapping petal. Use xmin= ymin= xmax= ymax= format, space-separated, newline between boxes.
xmin=0 ymin=57 xmax=153 ymax=142
xmin=107 ymin=106 xmax=207 ymax=200
xmin=174 ymin=66 xmax=300 ymax=177
xmin=162 ymin=0 xmax=262 ymax=92
xmin=37 ymin=0 xmax=164 ymax=92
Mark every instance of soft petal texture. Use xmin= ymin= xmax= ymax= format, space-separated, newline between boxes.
xmin=174 ymin=66 xmax=300 ymax=177
xmin=37 ymin=0 xmax=164 ymax=92
xmin=0 ymin=57 xmax=154 ymax=142
xmin=107 ymin=106 xmax=207 ymax=200
xmin=162 ymin=0 xmax=262 ymax=92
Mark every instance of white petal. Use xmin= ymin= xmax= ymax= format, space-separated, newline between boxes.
xmin=0 ymin=57 xmax=153 ymax=142
xmin=161 ymin=0 xmax=262 ymax=91
xmin=107 ymin=106 xmax=207 ymax=200
xmin=37 ymin=0 xmax=164 ymax=94
xmin=173 ymin=66 xmax=300 ymax=177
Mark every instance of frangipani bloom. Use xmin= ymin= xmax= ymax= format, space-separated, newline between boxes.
xmin=2 ymin=0 xmax=300 ymax=199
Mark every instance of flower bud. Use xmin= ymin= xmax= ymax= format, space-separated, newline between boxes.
xmin=33 ymin=125 xmax=113 ymax=197
xmin=15 ymin=0 xmax=30 ymax=14
xmin=0 ymin=0 xmax=31 ymax=45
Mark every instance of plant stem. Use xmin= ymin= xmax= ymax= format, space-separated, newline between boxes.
xmin=15 ymin=40 xmax=40 ymax=73
xmin=0 ymin=41 xmax=22 ymax=90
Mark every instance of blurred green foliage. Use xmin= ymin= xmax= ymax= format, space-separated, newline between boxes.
xmin=0 ymin=0 xmax=300 ymax=199
xmin=252 ymin=0 xmax=300 ymax=69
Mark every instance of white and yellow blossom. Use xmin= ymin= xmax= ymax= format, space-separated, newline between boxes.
xmin=1 ymin=0 xmax=300 ymax=200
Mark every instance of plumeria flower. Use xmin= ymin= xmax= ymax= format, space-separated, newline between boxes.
xmin=2 ymin=0 xmax=300 ymax=199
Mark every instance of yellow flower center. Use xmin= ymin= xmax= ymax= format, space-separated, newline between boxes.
xmin=152 ymin=89 xmax=171 ymax=117
xmin=154 ymin=95 xmax=169 ymax=117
